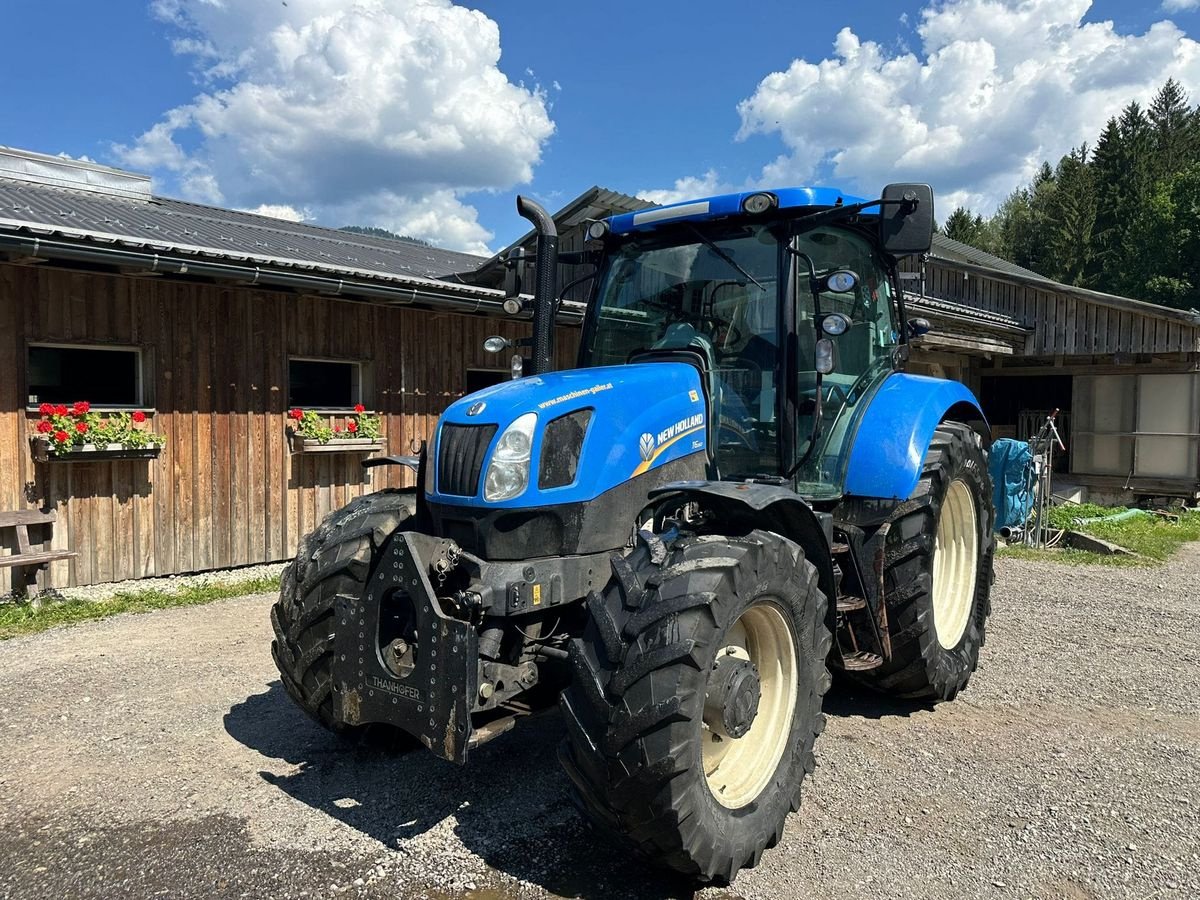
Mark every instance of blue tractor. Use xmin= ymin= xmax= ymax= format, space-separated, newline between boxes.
xmin=271 ymin=184 xmax=995 ymax=882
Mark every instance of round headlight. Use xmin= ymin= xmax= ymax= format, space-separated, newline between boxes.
xmin=825 ymin=270 xmax=858 ymax=293
xmin=820 ymin=313 xmax=851 ymax=336
xmin=483 ymin=335 xmax=510 ymax=353
xmin=742 ymin=192 xmax=777 ymax=215
xmin=502 ymin=297 xmax=523 ymax=316
xmin=587 ymin=220 xmax=610 ymax=240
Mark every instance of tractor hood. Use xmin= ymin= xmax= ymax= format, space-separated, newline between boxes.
xmin=427 ymin=363 xmax=708 ymax=511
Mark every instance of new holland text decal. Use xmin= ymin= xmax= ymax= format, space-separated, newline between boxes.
xmin=632 ymin=412 xmax=705 ymax=477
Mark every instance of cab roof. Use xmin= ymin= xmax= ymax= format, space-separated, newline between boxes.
xmin=606 ymin=187 xmax=869 ymax=235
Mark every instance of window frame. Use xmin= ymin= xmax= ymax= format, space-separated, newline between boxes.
xmin=286 ymin=355 xmax=370 ymax=411
xmin=25 ymin=341 xmax=149 ymax=411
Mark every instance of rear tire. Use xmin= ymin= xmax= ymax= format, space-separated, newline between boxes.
xmin=558 ymin=529 xmax=831 ymax=883
xmin=270 ymin=489 xmax=415 ymax=744
xmin=855 ymin=422 xmax=995 ymax=700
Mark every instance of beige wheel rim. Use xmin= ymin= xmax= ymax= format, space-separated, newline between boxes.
xmin=932 ymin=478 xmax=979 ymax=649
xmin=702 ymin=601 xmax=798 ymax=809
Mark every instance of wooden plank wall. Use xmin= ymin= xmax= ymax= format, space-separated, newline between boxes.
xmin=910 ymin=259 xmax=1200 ymax=357
xmin=0 ymin=262 xmax=580 ymax=588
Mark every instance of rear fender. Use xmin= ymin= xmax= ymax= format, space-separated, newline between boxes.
xmin=843 ymin=373 xmax=987 ymax=500
xmin=649 ymin=481 xmax=839 ymax=641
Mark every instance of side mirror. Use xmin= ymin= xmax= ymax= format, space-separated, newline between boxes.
xmin=879 ymin=183 xmax=934 ymax=256
xmin=503 ymin=247 xmax=523 ymax=298
xmin=908 ymin=317 xmax=932 ymax=337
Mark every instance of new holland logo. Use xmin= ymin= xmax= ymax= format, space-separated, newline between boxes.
xmin=638 ymin=432 xmax=656 ymax=462
xmin=466 ymin=401 xmax=486 ymax=417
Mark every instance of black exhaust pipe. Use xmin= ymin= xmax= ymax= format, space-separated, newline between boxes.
xmin=516 ymin=195 xmax=558 ymax=375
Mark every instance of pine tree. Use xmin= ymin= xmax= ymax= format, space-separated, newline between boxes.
xmin=1086 ymin=117 xmax=1124 ymax=289
xmin=1148 ymin=78 xmax=1195 ymax=182
xmin=1046 ymin=146 xmax=1096 ymax=284
xmin=943 ymin=207 xmax=987 ymax=246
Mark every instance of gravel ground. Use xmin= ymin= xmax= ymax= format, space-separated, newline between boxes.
xmin=0 ymin=548 xmax=1197 ymax=900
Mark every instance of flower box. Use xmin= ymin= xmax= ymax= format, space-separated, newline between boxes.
xmin=289 ymin=434 xmax=384 ymax=454
xmin=32 ymin=437 xmax=163 ymax=464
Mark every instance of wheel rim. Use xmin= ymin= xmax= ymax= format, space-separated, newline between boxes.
xmin=702 ymin=601 xmax=798 ymax=809
xmin=932 ymin=478 xmax=979 ymax=649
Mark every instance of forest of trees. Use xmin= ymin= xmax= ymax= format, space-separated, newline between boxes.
xmin=941 ymin=79 xmax=1200 ymax=311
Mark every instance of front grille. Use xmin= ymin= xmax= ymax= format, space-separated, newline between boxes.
xmin=437 ymin=423 xmax=496 ymax=496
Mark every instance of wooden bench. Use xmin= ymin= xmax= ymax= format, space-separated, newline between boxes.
xmin=0 ymin=510 xmax=77 ymax=595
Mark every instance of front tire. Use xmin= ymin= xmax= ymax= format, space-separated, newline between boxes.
xmin=270 ymin=489 xmax=414 ymax=739
xmin=558 ymin=529 xmax=831 ymax=883
xmin=857 ymin=421 xmax=995 ymax=700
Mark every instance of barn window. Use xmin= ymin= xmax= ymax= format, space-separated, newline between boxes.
xmin=465 ymin=369 xmax=509 ymax=393
xmin=288 ymin=358 xmax=365 ymax=409
xmin=27 ymin=343 xmax=145 ymax=408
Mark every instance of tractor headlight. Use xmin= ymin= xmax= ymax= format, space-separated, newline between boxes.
xmin=484 ymin=413 xmax=537 ymax=501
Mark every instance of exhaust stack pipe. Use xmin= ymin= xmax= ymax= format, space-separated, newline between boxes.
xmin=515 ymin=196 xmax=558 ymax=376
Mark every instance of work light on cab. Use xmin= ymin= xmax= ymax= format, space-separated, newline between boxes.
xmin=741 ymin=192 xmax=777 ymax=214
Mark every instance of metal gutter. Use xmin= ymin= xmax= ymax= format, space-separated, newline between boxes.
xmin=0 ymin=231 xmax=586 ymax=324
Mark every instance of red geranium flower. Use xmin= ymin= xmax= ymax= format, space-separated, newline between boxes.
xmin=36 ymin=420 xmax=52 ymax=434
xmin=73 ymin=401 xmax=90 ymax=415
xmin=347 ymin=420 xmax=358 ymax=433
xmin=132 ymin=411 xmax=147 ymax=423
xmin=54 ymin=430 xmax=69 ymax=443
xmin=354 ymin=404 xmax=365 ymax=414
xmin=38 ymin=402 xmax=53 ymax=416
xmin=288 ymin=408 xmax=304 ymax=420
xmin=76 ymin=421 xmax=88 ymax=434
xmin=54 ymin=405 xmax=69 ymax=416
xmin=333 ymin=425 xmax=343 ymax=433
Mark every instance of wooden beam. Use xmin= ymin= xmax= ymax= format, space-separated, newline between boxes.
xmin=916 ymin=332 xmax=1016 ymax=355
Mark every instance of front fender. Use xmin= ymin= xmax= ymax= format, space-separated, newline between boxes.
xmin=648 ymin=480 xmax=837 ymax=621
xmin=843 ymin=373 xmax=986 ymax=501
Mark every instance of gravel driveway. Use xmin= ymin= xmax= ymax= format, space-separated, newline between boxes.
xmin=1 ymin=548 xmax=1197 ymax=900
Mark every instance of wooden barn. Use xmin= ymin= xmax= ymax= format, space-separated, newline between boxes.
xmin=0 ymin=147 xmax=575 ymax=590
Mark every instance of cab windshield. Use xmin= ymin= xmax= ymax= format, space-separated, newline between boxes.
xmin=583 ymin=223 xmax=783 ymax=477
xmin=582 ymin=220 xmax=900 ymax=491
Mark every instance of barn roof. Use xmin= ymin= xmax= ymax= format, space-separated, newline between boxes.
xmin=0 ymin=149 xmax=486 ymax=281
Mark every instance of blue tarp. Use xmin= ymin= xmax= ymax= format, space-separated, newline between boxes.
xmin=988 ymin=438 xmax=1035 ymax=532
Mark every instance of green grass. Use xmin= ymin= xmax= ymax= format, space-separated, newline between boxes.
xmin=998 ymin=507 xmax=1200 ymax=566
xmin=0 ymin=574 xmax=281 ymax=640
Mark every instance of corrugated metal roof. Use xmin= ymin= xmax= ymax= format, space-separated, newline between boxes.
xmin=0 ymin=176 xmax=487 ymax=282
xmin=905 ymin=291 xmax=1027 ymax=331
xmin=930 ymin=233 xmax=1043 ymax=279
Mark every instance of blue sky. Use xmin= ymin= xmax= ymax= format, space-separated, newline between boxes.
xmin=4 ymin=1 xmax=1199 ymax=254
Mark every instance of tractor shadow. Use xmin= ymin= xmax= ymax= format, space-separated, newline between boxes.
xmin=224 ymin=682 xmax=699 ymax=900
xmin=822 ymin=678 xmax=935 ymax=720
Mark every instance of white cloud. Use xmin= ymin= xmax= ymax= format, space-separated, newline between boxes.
xmin=736 ymin=0 xmax=1200 ymax=214
xmin=1163 ymin=0 xmax=1199 ymax=12
xmin=118 ymin=0 xmax=555 ymax=252
xmin=636 ymin=169 xmax=730 ymax=207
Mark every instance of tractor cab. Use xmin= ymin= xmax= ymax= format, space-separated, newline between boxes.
xmin=579 ymin=186 xmax=927 ymax=500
